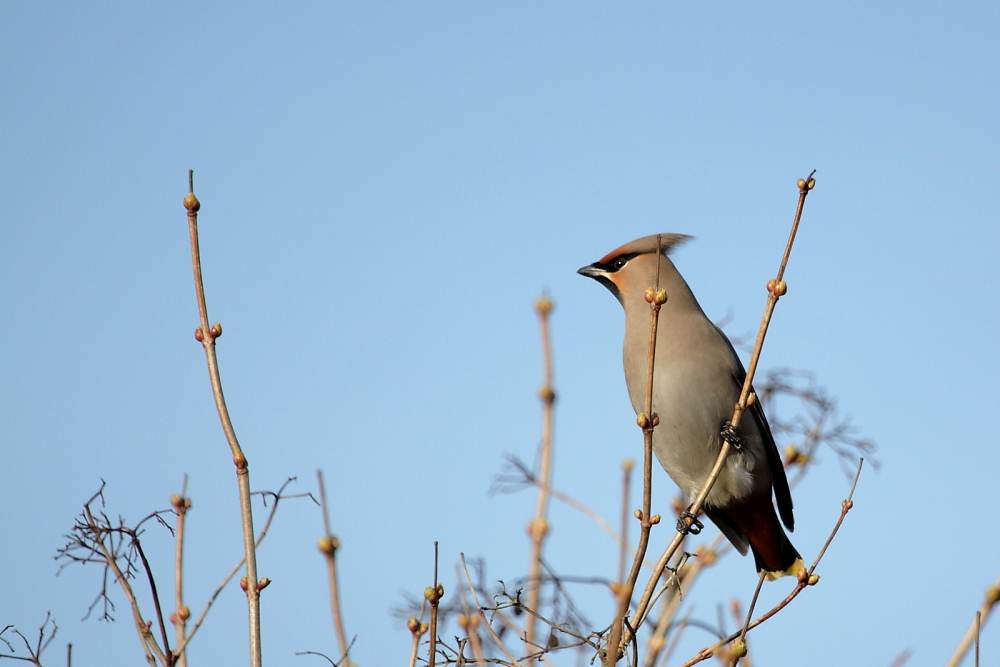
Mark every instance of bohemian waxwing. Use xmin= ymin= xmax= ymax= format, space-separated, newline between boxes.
xmin=578 ymin=233 xmax=802 ymax=580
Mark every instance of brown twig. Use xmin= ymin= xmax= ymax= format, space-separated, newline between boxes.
xmin=618 ymin=460 xmax=634 ymax=591
xmin=525 ymin=295 xmax=555 ymax=661
xmin=0 ymin=615 xmax=58 ymax=666
xmin=184 ymin=171 xmax=262 ymax=667
xmin=171 ymin=478 xmax=190 ymax=667
xmin=679 ymin=456 xmax=862 ymax=667
xmin=81 ymin=495 xmax=165 ymax=666
xmin=174 ymin=480 xmax=306 ymax=658
xmin=626 ymin=175 xmax=816 ymax=649
xmin=426 ymin=542 xmax=443 ymax=667
xmin=945 ymin=573 xmax=1000 ymax=667
xmin=317 ymin=471 xmax=350 ymax=665
xmin=606 ymin=237 xmax=668 ymax=665
xmin=460 ymin=554 xmax=526 ymax=667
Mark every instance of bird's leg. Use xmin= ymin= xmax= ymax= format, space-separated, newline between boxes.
xmin=676 ymin=510 xmax=704 ymax=535
xmin=721 ymin=421 xmax=744 ymax=450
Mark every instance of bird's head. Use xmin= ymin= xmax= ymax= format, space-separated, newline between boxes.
xmin=577 ymin=233 xmax=692 ymax=306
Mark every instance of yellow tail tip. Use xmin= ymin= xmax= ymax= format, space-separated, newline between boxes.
xmin=762 ymin=557 xmax=805 ymax=581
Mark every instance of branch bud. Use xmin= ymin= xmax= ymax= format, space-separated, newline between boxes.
xmin=746 ymin=392 xmax=756 ymax=408
xmin=526 ymin=518 xmax=548 ymax=540
xmin=622 ymin=458 xmax=634 ymax=472
xmin=258 ymin=577 xmax=271 ymax=590
xmin=233 ymin=452 xmax=247 ymax=469
xmin=210 ymin=322 xmax=222 ymax=339
xmin=170 ymin=494 xmax=184 ymax=509
xmin=644 ymin=287 xmax=655 ymax=303
xmin=538 ymin=386 xmax=556 ymax=403
xmin=648 ymin=514 xmax=661 ymax=525
xmin=318 ymin=536 xmax=339 ymax=554
xmin=651 ymin=414 xmax=659 ymax=427
xmin=240 ymin=577 xmax=248 ymax=592
xmin=184 ymin=193 xmax=201 ymax=212
xmin=766 ymin=279 xmax=788 ymax=296
xmin=986 ymin=586 xmax=1000 ymax=605
xmin=842 ymin=499 xmax=854 ymax=511
xmin=178 ymin=605 xmax=190 ymax=621
xmin=407 ymin=616 xmax=424 ymax=634
xmin=807 ymin=574 xmax=820 ymax=586
xmin=797 ymin=568 xmax=809 ymax=584
xmin=634 ymin=509 xmax=643 ymax=521
xmin=194 ymin=328 xmax=204 ymax=342
xmin=636 ymin=413 xmax=649 ymax=428
xmin=534 ymin=296 xmax=553 ymax=315
xmin=729 ymin=641 xmax=747 ymax=659
xmin=653 ymin=289 xmax=667 ymax=305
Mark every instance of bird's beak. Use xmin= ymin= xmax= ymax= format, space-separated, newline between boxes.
xmin=577 ymin=263 xmax=606 ymax=279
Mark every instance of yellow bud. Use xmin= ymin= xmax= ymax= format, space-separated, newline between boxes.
xmin=807 ymin=574 xmax=820 ymax=586
xmin=636 ymin=413 xmax=649 ymax=428
xmin=649 ymin=514 xmax=661 ymax=525
xmin=407 ymin=616 xmax=422 ymax=633
xmin=644 ymin=287 xmax=655 ymax=303
xmin=210 ymin=322 xmax=222 ymax=338
xmin=807 ymin=178 xmax=816 ymax=189
xmin=178 ymin=605 xmax=190 ymax=620
xmin=843 ymin=499 xmax=854 ymax=511
xmin=622 ymin=459 xmax=634 ymax=472
xmin=986 ymin=586 xmax=1000 ymax=604
xmin=654 ymin=289 xmax=667 ymax=305
xmin=796 ymin=569 xmax=808 ymax=584
xmin=170 ymin=494 xmax=183 ymax=509
xmin=730 ymin=641 xmax=747 ymax=659
xmin=634 ymin=509 xmax=643 ymax=520
xmin=538 ymin=386 xmax=555 ymax=403
xmin=797 ymin=178 xmax=806 ymax=189
xmin=773 ymin=281 xmax=787 ymax=296
xmin=184 ymin=193 xmax=201 ymax=212
xmin=534 ymin=296 xmax=553 ymax=315
xmin=424 ymin=586 xmax=435 ymax=600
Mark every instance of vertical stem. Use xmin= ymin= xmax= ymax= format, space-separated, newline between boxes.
xmin=427 ymin=543 xmax=442 ymax=667
xmin=618 ymin=460 xmax=634 ymax=589
xmin=184 ymin=172 xmax=262 ymax=667
xmin=525 ymin=295 xmax=555 ymax=660
xmin=606 ymin=239 xmax=666 ymax=664
xmin=173 ymin=477 xmax=189 ymax=667
xmin=317 ymin=471 xmax=350 ymax=665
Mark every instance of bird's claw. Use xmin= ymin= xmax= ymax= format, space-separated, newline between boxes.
xmin=721 ymin=421 xmax=744 ymax=450
xmin=677 ymin=511 xmax=704 ymax=535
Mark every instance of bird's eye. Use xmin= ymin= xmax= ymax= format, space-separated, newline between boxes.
xmin=611 ymin=256 xmax=628 ymax=270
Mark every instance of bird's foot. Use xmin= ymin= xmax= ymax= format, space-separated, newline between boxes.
xmin=721 ymin=421 xmax=744 ymax=450
xmin=676 ymin=511 xmax=704 ymax=535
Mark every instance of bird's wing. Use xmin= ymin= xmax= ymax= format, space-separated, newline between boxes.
xmin=712 ymin=325 xmax=795 ymax=532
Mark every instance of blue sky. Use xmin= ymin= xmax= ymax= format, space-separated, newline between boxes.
xmin=2 ymin=3 xmax=998 ymax=666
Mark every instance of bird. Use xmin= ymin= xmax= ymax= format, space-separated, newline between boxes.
xmin=578 ymin=233 xmax=802 ymax=580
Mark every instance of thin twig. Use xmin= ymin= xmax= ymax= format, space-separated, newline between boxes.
xmin=184 ymin=172 xmax=262 ymax=667
xmin=172 ymin=478 xmax=189 ymax=667
xmin=317 ymin=471 xmax=350 ymax=665
xmin=461 ymin=554 xmax=526 ymax=667
xmin=174 ymin=479 xmax=303 ymax=657
xmin=627 ymin=175 xmax=816 ymax=648
xmin=679 ymin=457 xmax=862 ymax=667
xmin=946 ymin=573 xmax=1000 ymax=667
xmin=427 ymin=542 xmax=442 ymax=667
xmin=82 ymin=500 xmax=164 ymax=666
xmin=525 ymin=295 xmax=556 ymax=662
xmin=606 ymin=236 xmax=668 ymax=665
